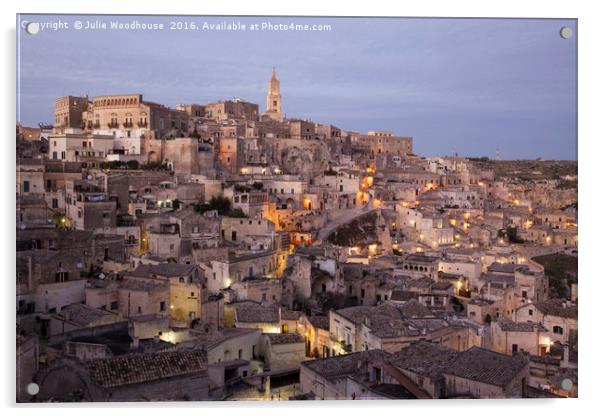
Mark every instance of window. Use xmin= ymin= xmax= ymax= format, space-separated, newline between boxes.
xmin=373 ymin=367 xmax=382 ymax=383
xmin=23 ymin=181 xmax=30 ymax=193
xmin=110 ymin=301 xmax=118 ymax=310
xmin=528 ymin=309 xmax=533 ymax=316
xmin=512 ymin=344 xmax=518 ymax=353
xmin=553 ymin=326 xmax=564 ymax=335
xmin=160 ymin=301 xmax=166 ymax=311
xmin=55 ymin=271 xmax=69 ymax=282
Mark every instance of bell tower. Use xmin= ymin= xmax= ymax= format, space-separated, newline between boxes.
xmin=265 ymin=67 xmax=282 ymax=120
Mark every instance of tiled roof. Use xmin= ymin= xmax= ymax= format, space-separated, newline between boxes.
xmin=488 ymin=263 xmax=520 ymax=274
xmin=335 ymin=302 xmax=439 ymax=339
xmin=302 ymin=349 xmax=390 ymax=380
xmin=267 ymin=333 xmax=304 ymax=345
xmin=336 ymin=303 xmax=402 ymax=325
xmin=399 ymin=299 xmax=434 ymax=319
xmin=128 ymin=263 xmax=197 ymax=278
xmin=405 ymin=254 xmax=439 ymax=263
xmin=59 ymin=303 xmax=117 ymax=327
xmin=389 ymin=341 xmax=458 ymax=380
xmin=443 ymin=347 xmax=528 ymax=387
xmin=119 ymin=277 xmax=168 ymax=292
xmin=495 ymin=318 xmax=545 ymax=333
xmin=536 ymin=299 xmax=578 ymax=320
xmin=234 ymin=302 xmax=280 ymax=323
xmin=281 ymin=309 xmax=304 ymax=321
xmin=86 ymin=350 xmax=207 ymax=388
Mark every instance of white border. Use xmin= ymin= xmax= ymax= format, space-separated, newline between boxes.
xmin=2 ymin=0 xmax=599 ymax=414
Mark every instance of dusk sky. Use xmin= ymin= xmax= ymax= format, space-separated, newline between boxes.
xmin=17 ymin=15 xmax=577 ymax=160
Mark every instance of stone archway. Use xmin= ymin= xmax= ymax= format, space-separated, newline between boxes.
xmin=286 ymin=198 xmax=296 ymax=210
xmin=36 ymin=357 xmax=99 ymax=401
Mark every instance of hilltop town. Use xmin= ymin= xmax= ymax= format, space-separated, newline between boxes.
xmin=16 ymin=69 xmax=577 ymax=401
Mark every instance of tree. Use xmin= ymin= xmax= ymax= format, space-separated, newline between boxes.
xmin=126 ymin=160 xmax=140 ymax=170
xmin=195 ymin=195 xmax=232 ymax=215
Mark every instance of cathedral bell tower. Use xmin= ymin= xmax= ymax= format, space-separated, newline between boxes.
xmin=265 ymin=67 xmax=283 ymax=120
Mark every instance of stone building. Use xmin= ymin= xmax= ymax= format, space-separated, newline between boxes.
xmin=54 ymin=95 xmax=89 ymax=130
xmin=442 ymin=347 xmax=529 ymax=398
xmin=35 ymin=350 xmax=209 ymax=401
xmin=205 ymin=99 xmax=258 ymax=122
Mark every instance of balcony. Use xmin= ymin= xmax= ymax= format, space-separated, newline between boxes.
xmin=93 ymin=122 xmax=100 ymax=129
xmin=123 ymin=121 xmax=133 ymax=128
xmin=108 ymin=121 xmax=119 ymax=129
xmin=137 ymin=121 xmax=148 ymax=128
